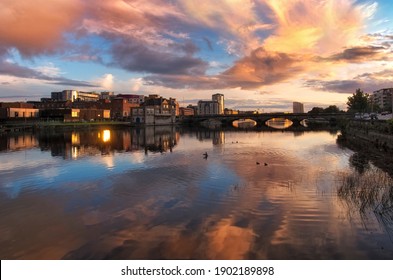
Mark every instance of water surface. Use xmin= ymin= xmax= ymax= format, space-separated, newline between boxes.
xmin=0 ymin=126 xmax=392 ymax=259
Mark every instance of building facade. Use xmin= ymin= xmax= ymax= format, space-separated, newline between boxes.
xmin=293 ymin=102 xmax=305 ymax=113
xmin=0 ymin=102 xmax=39 ymax=119
xmin=197 ymin=100 xmax=219 ymax=115
xmin=77 ymin=91 xmax=100 ymax=102
xmin=179 ymin=107 xmax=195 ymax=116
xmin=197 ymin=94 xmax=225 ymax=115
xmin=131 ymin=96 xmax=177 ymax=125
xmin=372 ymin=88 xmax=393 ymax=112
xmin=212 ymin=93 xmax=225 ymax=115
xmin=51 ymin=90 xmax=78 ymax=102
xmin=51 ymin=90 xmax=100 ymax=102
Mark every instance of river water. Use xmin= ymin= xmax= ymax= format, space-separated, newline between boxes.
xmin=0 ymin=126 xmax=392 ymax=259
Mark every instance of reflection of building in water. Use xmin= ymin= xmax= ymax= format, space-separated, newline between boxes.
xmin=195 ymin=130 xmax=226 ymax=145
xmin=213 ymin=131 xmax=225 ymax=145
xmin=132 ymin=126 xmax=179 ymax=153
xmin=293 ymin=131 xmax=305 ymax=137
xmin=0 ymin=134 xmax=39 ymax=151
xmin=2 ymin=128 xmax=179 ymax=158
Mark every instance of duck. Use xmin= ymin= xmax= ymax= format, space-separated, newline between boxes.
xmin=256 ymin=161 xmax=260 ymax=165
xmin=203 ymin=152 xmax=208 ymax=159
xmin=264 ymin=162 xmax=268 ymax=166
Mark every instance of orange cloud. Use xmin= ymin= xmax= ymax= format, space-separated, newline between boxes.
xmin=0 ymin=0 xmax=84 ymax=56
xmin=262 ymin=0 xmax=368 ymax=55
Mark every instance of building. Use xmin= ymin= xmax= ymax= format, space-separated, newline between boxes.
xmin=116 ymin=94 xmax=145 ymax=105
xmin=372 ymin=88 xmax=393 ymax=112
xmin=0 ymin=102 xmax=39 ymax=119
xmin=224 ymin=108 xmax=239 ymax=115
xmin=293 ymin=102 xmax=304 ymax=113
xmin=179 ymin=107 xmax=195 ymax=116
xmin=51 ymin=90 xmax=78 ymax=102
xmin=197 ymin=100 xmax=219 ymax=115
xmin=110 ymin=98 xmax=137 ymax=119
xmin=197 ymin=94 xmax=225 ymax=115
xmin=77 ymin=91 xmax=100 ymax=102
xmin=40 ymin=108 xmax=110 ymax=122
xmin=100 ymin=91 xmax=115 ymax=100
xmin=212 ymin=93 xmax=225 ymax=114
xmin=51 ymin=90 xmax=100 ymax=102
xmin=131 ymin=96 xmax=177 ymax=125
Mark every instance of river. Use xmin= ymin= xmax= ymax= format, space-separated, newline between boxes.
xmin=0 ymin=125 xmax=392 ymax=259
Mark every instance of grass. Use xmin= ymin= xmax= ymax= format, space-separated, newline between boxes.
xmin=337 ymin=167 xmax=393 ymax=214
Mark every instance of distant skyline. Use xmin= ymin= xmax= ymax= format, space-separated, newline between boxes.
xmin=1 ymin=0 xmax=392 ymax=112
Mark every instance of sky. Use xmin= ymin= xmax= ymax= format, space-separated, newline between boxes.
xmin=0 ymin=0 xmax=392 ymax=112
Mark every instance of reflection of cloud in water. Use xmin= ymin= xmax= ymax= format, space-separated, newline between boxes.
xmin=205 ymin=217 xmax=256 ymax=259
xmin=40 ymin=166 xmax=60 ymax=180
xmin=2 ymin=129 xmax=393 ymax=259
xmin=0 ymin=150 xmax=58 ymax=172
xmin=101 ymin=156 xmax=115 ymax=169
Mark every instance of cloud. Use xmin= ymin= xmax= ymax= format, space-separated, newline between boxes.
xmin=145 ymin=48 xmax=304 ymax=90
xmin=203 ymin=37 xmax=213 ymax=51
xmin=0 ymin=0 xmax=390 ymax=96
xmin=220 ymin=48 xmax=303 ymax=89
xmin=262 ymin=0 xmax=370 ymax=55
xmin=130 ymin=78 xmax=143 ymax=92
xmin=0 ymin=0 xmax=84 ymax=57
xmin=110 ymin=39 xmax=209 ymax=75
xmin=0 ymin=59 xmax=97 ymax=87
xmin=305 ymin=69 xmax=393 ymax=93
xmin=100 ymin=74 xmax=114 ymax=90
xmin=177 ymin=0 xmax=266 ymax=53
xmin=324 ymin=46 xmax=389 ymax=62
xmin=34 ymin=63 xmax=63 ymax=78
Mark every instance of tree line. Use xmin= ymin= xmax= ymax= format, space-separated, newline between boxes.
xmin=308 ymin=89 xmax=390 ymax=114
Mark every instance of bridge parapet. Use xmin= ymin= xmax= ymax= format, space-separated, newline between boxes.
xmin=181 ymin=113 xmax=352 ymax=128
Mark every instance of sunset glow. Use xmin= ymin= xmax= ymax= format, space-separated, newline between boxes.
xmin=0 ymin=0 xmax=392 ymax=111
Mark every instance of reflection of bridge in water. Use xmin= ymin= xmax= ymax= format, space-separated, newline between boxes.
xmin=181 ymin=113 xmax=352 ymax=127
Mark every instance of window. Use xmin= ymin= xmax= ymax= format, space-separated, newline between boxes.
xmin=71 ymin=111 xmax=78 ymax=117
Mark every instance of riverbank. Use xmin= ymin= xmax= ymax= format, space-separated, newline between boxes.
xmin=337 ymin=120 xmax=393 ymax=178
xmin=339 ymin=120 xmax=393 ymax=152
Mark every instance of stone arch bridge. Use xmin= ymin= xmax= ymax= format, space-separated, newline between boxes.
xmin=180 ymin=113 xmax=352 ymax=127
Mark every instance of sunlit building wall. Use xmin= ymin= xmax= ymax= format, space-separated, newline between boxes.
xmin=51 ymin=90 xmax=78 ymax=102
xmin=77 ymin=91 xmax=100 ymax=102
xmin=372 ymin=88 xmax=393 ymax=112
xmin=197 ymin=100 xmax=219 ymax=115
xmin=179 ymin=107 xmax=195 ymax=116
xmin=212 ymin=93 xmax=225 ymax=115
xmin=293 ymin=102 xmax=304 ymax=113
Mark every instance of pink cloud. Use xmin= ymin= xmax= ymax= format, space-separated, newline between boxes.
xmin=0 ymin=0 xmax=84 ymax=56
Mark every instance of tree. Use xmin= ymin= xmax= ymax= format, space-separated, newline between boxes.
xmin=346 ymin=89 xmax=371 ymax=113
xmin=308 ymin=107 xmax=324 ymax=114
xmin=323 ymin=105 xmax=340 ymax=113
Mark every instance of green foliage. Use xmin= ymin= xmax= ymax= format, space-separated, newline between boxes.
xmin=346 ymin=89 xmax=371 ymax=113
